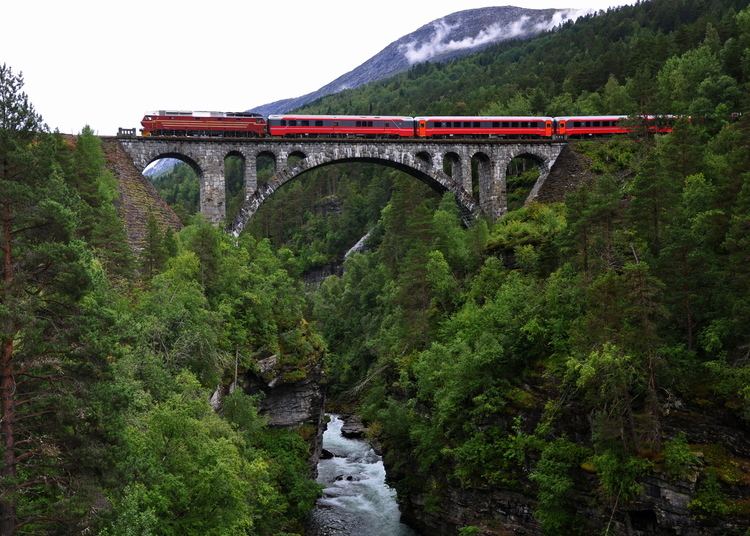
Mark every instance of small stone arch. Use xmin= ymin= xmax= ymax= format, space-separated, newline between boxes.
xmin=287 ymin=150 xmax=307 ymax=168
xmin=225 ymin=149 xmax=245 ymax=161
xmin=442 ymin=152 xmax=460 ymax=176
xmin=224 ymin=151 xmax=247 ymax=224
xmin=415 ymin=151 xmax=432 ymax=167
xmin=471 ymin=151 xmax=491 ymax=204
xmin=255 ymin=150 xmax=277 ymax=189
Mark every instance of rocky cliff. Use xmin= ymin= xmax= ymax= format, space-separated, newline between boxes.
xmin=213 ymin=321 xmax=327 ymax=469
xmin=383 ymin=384 xmax=750 ymax=535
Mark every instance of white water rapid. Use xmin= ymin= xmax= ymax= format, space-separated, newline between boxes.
xmin=309 ymin=414 xmax=417 ymax=536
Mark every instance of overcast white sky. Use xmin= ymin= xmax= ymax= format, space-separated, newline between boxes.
xmin=3 ymin=0 xmax=637 ymax=135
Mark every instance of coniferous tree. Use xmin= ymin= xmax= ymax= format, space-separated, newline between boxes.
xmin=141 ymin=212 xmax=168 ymax=279
xmin=0 ymin=63 xmax=91 ymax=535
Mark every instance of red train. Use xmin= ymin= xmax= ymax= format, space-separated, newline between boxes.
xmin=139 ymin=111 xmax=675 ymax=139
xmin=140 ymin=110 xmax=267 ymax=137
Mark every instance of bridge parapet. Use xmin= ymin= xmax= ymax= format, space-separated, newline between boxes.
xmin=117 ymin=138 xmax=564 ymax=233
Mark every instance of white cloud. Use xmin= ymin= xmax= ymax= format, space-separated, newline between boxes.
xmin=401 ymin=9 xmax=590 ymax=65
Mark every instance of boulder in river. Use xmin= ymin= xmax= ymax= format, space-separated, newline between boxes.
xmin=340 ymin=415 xmax=367 ymax=439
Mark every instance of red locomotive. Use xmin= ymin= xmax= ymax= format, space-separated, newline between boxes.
xmin=138 ymin=111 xmax=674 ymax=139
xmin=140 ymin=110 xmax=267 ymax=137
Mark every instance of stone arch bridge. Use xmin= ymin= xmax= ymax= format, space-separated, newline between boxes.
xmin=118 ymin=138 xmax=565 ymax=235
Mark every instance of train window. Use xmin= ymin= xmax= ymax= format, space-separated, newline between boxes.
xmin=512 ymin=121 xmax=519 ymax=128
xmin=434 ymin=122 xmax=442 ymax=128
xmin=492 ymin=122 xmax=499 ymax=128
xmin=356 ymin=121 xmax=362 ymax=127
xmin=463 ymin=122 xmax=471 ymax=128
xmin=301 ymin=120 xmax=309 ymax=126
xmin=502 ymin=121 xmax=509 ymax=128
xmin=574 ymin=121 xmax=581 ymax=127
xmin=385 ymin=122 xmax=390 ymax=127
xmin=585 ymin=121 xmax=591 ymax=127
xmin=473 ymin=121 xmax=480 ymax=128
xmin=368 ymin=121 xmax=374 ymax=127
xmin=289 ymin=120 xmax=297 ymax=126
xmin=280 ymin=120 xmax=287 ymax=126
xmin=593 ymin=121 xmax=601 ymax=127
xmin=315 ymin=120 xmax=323 ymax=126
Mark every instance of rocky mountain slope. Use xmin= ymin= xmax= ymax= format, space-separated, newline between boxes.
xmin=249 ymin=6 xmax=587 ymax=115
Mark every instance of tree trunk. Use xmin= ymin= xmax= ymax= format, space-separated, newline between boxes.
xmin=1 ymin=203 xmax=17 ymax=535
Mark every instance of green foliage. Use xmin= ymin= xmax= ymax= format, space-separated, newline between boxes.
xmin=248 ymin=163 xmax=394 ymax=273
xmin=689 ymin=471 xmax=731 ymax=518
xmin=225 ymin=154 xmax=246 ymax=225
xmin=1 ymin=65 xmax=322 ymax=533
xmin=530 ymin=439 xmax=588 ymax=534
xmin=8 ymin=0 xmax=750 ymax=532
xmin=141 ymin=212 xmax=171 ymax=278
xmin=592 ymin=450 xmax=651 ymax=502
xmin=663 ymin=433 xmax=699 ymax=479
xmin=150 ymin=161 xmax=200 ymax=224
xmin=71 ymin=126 xmax=135 ymax=278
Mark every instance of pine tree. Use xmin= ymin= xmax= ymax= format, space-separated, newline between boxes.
xmin=141 ymin=212 xmax=168 ymax=279
xmin=1 ymin=64 xmax=91 ymax=534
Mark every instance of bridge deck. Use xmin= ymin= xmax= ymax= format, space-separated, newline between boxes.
xmin=107 ymin=135 xmax=562 ymax=146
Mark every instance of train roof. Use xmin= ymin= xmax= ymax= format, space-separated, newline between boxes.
xmin=146 ymin=110 xmax=263 ymax=118
xmin=555 ymin=115 xmax=679 ymax=121
xmin=554 ymin=115 xmax=629 ymax=120
xmin=268 ymin=114 xmax=413 ymax=121
xmin=414 ymin=116 xmax=554 ymax=121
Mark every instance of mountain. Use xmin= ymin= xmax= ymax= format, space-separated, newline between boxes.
xmin=143 ymin=158 xmax=178 ymax=178
xmin=249 ymin=6 xmax=588 ymax=116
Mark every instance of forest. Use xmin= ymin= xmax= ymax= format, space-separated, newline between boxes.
xmin=1 ymin=66 xmax=319 ymax=535
xmin=263 ymin=0 xmax=750 ymax=532
xmin=2 ymin=0 xmax=750 ymax=533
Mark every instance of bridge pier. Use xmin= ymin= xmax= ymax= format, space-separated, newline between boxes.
xmin=200 ymin=157 xmax=226 ymax=225
xmin=244 ymin=154 xmax=258 ymax=198
xmin=459 ymin=160 xmax=473 ymax=197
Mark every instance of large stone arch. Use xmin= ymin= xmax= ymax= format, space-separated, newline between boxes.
xmin=229 ymin=145 xmax=480 ymax=237
xmin=145 ymin=151 xmax=203 ymax=179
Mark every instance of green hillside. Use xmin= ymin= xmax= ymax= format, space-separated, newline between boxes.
xmin=295 ymin=0 xmax=750 ymax=533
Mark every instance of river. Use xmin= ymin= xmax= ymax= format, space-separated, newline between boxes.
xmin=308 ymin=414 xmax=417 ymax=536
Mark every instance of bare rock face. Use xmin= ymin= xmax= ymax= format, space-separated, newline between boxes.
xmin=241 ymin=325 xmax=327 ymax=469
xmin=402 ymin=487 xmax=540 ymax=536
xmin=339 ymin=414 xmax=367 ymax=439
xmin=209 ymin=320 xmax=326 ymax=470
